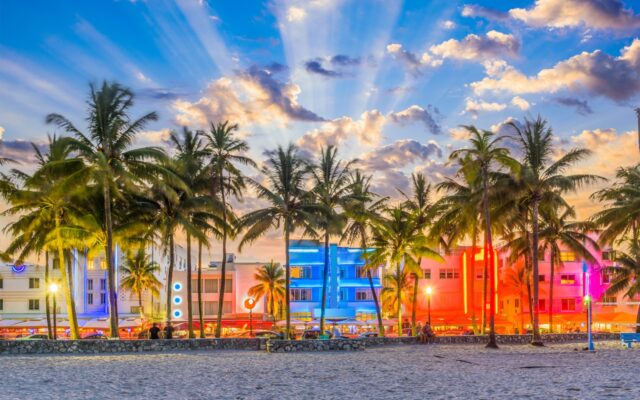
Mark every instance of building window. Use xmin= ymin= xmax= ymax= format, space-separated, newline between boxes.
xmin=53 ymin=258 xmax=60 ymax=270
xmin=476 ymin=271 xmax=484 ymax=280
xmin=0 ymin=278 xmax=3 ymax=289
xmin=561 ymin=298 xmax=576 ymax=312
xmin=514 ymin=298 xmax=520 ymax=309
xmin=203 ymin=301 xmax=232 ymax=315
xmin=538 ymin=299 xmax=546 ymax=312
xmin=423 ymin=269 xmax=431 ymax=279
xmin=601 ymin=295 xmax=617 ymax=305
xmin=339 ymin=289 xmax=346 ymax=302
xmin=100 ymin=293 xmax=106 ymax=305
xmin=87 ymin=279 xmax=93 ymax=291
xmin=28 ymin=299 xmax=40 ymax=310
xmin=290 ymin=288 xmax=313 ymax=301
xmin=0 ymin=298 xmax=3 ymax=310
xmin=355 ymin=288 xmax=372 ymax=301
xmin=601 ymin=271 xmax=611 ymax=284
xmin=204 ymin=279 xmax=219 ymax=293
xmin=559 ymin=251 xmax=575 ymax=262
xmin=131 ymin=306 xmax=141 ymax=314
xmin=538 ymin=275 xmax=545 ymax=282
xmin=439 ymin=268 xmax=460 ymax=279
xmin=100 ymin=259 xmax=107 ymax=270
xmin=355 ymin=266 xmax=368 ymax=278
xmin=224 ymin=279 xmax=233 ymax=293
xmin=291 ymin=266 xmax=312 ymax=279
xmin=538 ymin=251 xmax=545 ymax=261
xmin=87 ymin=293 xmax=94 ymax=305
xmin=100 ymin=279 xmax=106 ymax=291
xmin=28 ymin=278 xmax=40 ymax=289
xmin=560 ymin=274 xmax=576 ymax=285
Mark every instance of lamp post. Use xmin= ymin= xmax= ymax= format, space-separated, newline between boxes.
xmin=244 ymin=297 xmax=257 ymax=337
xmin=49 ymin=283 xmax=59 ymax=340
xmin=583 ymin=262 xmax=594 ymax=352
xmin=426 ymin=286 xmax=433 ymax=325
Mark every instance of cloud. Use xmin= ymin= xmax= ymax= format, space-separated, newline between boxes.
xmin=553 ymin=97 xmax=594 ymax=115
xmin=429 ymin=31 xmax=520 ymax=61
xmin=511 ymin=96 xmax=530 ymax=110
xmin=303 ymin=55 xmax=361 ymax=78
xmin=463 ymin=98 xmax=507 ymax=117
xmin=330 ymin=54 xmax=361 ymax=66
xmin=509 ymin=0 xmax=640 ymax=30
xmin=0 ymin=126 xmax=4 ymax=141
xmin=471 ymin=39 xmax=640 ymax=102
xmin=286 ymin=6 xmax=307 ymax=22
xmin=386 ymin=43 xmax=442 ymax=75
xmin=137 ymin=129 xmax=173 ymax=146
xmin=571 ymin=128 xmax=618 ymax=147
xmin=304 ymin=59 xmax=342 ymax=78
xmin=442 ymin=20 xmax=456 ymax=29
xmin=449 ymin=126 xmax=471 ymax=141
xmin=490 ymin=117 xmax=524 ymax=137
xmin=173 ymin=64 xmax=324 ymax=128
xmin=0 ymin=140 xmax=44 ymax=164
xmin=461 ymin=4 xmax=509 ymax=20
xmin=388 ymin=105 xmax=442 ymax=135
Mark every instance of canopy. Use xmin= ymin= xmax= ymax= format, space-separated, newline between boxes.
xmin=118 ymin=318 xmax=142 ymax=329
xmin=275 ymin=319 xmax=307 ymax=327
xmin=82 ymin=318 xmax=111 ymax=329
xmin=0 ymin=319 xmax=19 ymax=327
xmin=337 ymin=319 xmax=365 ymax=326
xmin=12 ymin=319 xmax=48 ymax=328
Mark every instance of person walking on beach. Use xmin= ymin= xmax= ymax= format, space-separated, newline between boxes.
xmin=164 ymin=323 xmax=174 ymax=339
xmin=149 ymin=323 xmax=160 ymax=340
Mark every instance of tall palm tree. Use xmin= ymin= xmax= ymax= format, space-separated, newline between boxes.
xmin=46 ymin=81 xmax=169 ymax=338
xmin=342 ymin=170 xmax=387 ymax=336
xmin=538 ymin=205 xmax=598 ymax=332
xmin=239 ymin=144 xmax=317 ymax=339
xmin=604 ymin=245 xmax=640 ymax=333
xmin=203 ymin=121 xmax=256 ymax=338
xmin=508 ymin=116 xmax=602 ymax=345
xmin=380 ymin=266 xmax=413 ymax=325
xmin=309 ymin=145 xmax=353 ymax=333
xmin=450 ymin=126 xmax=516 ymax=348
xmin=248 ymin=261 xmax=286 ymax=322
xmin=120 ymin=249 xmax=162 ymax=317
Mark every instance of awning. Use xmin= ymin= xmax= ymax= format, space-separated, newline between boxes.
xmin=11 ymin=319 xmax=48 ymax=328
xmin=0 ymin=319 xmax=19 ymax=327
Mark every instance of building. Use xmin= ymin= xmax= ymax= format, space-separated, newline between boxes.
xmin=288 ymin=240 xmax=381 ymax=322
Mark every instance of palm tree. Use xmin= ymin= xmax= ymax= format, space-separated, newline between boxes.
xmin=538 ymin=205 xmax=598 ymax=332
xmin=380 ymin=266 xmax=413 ymax=324
xmin=239 ymin=144 xmax=317 ymax=339
xmin=508 ymin=116 xmax=603 ymax=345
xmin=505 ymin=264 xmax=528 ymax=334
xmin=46 ymin=81 xmax=169 ymax=338
xmin=370 ymin=206 xmax=442 ymax=336
xmin=203 ymin=121 xmax=256 ymax=338
xmin=342 ymin=170 xmax=387 ymax=336
xmin=120 ymin=249 xmax=162 ymax=317
xmin=248 ymin=261 xmax=286 ymax=322
xmin=450 ymin=126 xmax=516 ymax=348
xmin=309 ymin=145 xmax=353 ymax=333
xmin=604 ymin=245 xmax=640 ymax=333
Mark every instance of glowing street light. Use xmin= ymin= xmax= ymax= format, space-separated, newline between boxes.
xmin=426 ymin=287 xmax=433 ymax=325
xmin=244 ymin=297 xmax=257 ymax=337
xmin=49 ymin=283 xmax=59 ymax=340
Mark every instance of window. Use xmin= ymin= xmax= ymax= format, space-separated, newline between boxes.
xmin=0 ymin=278 xmax=3 ymax=289
xmin=601 ymin=271 xmax=611 ymax=284
xmin=204 ymin=301 xmax=216 ymax=315
xmin=290 ymin=288 xmax=313 ymax=301
xmin=53 ymin=258 xmax=60 ymax=270
xmin=537 ymin=299 xmax=546 ymax=312
xmin=538 ymin=275 xmax=546 ymax=282
xmin=355 ymin=266 xmax=368 ymax=278
xmin=87 ymin=279 xmax=93 ymax=291
xmin=100 ymin=259 xmax=107 ymax=270
xmin=601 ymin=295 xmax=617 ymax=305
xmin=100 ymin=293 xmax=106 ymax=305
xmin=28 ymin=299 xmax=40 ymax=310
xmin=560 ymin=274 xmax=576 ymax=285
xmin=0 ymin=299 xmax=3 ymax=310
xmin=561 ymin=298 xmax=576 ymax=312
xmin=339 ymin=289 xmax=346 ymax=302
xmin=203 ymin=301 xmax=232 ymax=315
xmin=355 ymin=288 xmax=372 ymax=301
xmin=100 ymin=279 xmax=106 ymax=291
xmin=538 ymin=251 xmax=545 ymax=261
xmin=423 ymin=269 xmax=431 ymax=279
xmin=476 ymin=271 xmax=484 ymax=280
xmin=514 ymin=298 xmax=520 ymax=309
xmin=560 ymin=251 xmax=575 ymax=262
xmin=205 ymin=279 xmax=219 ymax=293
xmin=439 ymin=268 xmax=460 ymax=280
xmin=291 ymin=266 xmax=312 ymax=279
xmin=29 ymin=278 xmax=40 ymax=289
xmin=131 ymin=306 xmax=141 ymax=314
xmin=224 ymin=279 xmax=233 ymax=293
xmin=87 ymin=293 xmax=94 ymax=305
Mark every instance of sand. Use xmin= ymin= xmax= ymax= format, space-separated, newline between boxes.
xmin=0 ymin=341 xmax=638 ymax=399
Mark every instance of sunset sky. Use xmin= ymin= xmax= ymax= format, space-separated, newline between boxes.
xmin=1 ymin=0 xmax=640 ymax=262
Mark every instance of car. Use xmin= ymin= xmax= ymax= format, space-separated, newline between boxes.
xmin=16 ymin=334 xmax=49 ymax=340
xmin=82 ymin=333 xmax=108 ymax=340
xmin=301 ymin=329 xmax=333 ymax=340
xmin=358 ymin=332 xmax=379 ymax=338
xmin=233 ymin=330 xmax=284 ymax=339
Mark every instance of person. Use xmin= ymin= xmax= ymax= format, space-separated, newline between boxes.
xmin=164 ymin=323 xmax=174 ymax=339
xmin=332 ymin=325 xmax=341 ymax=339
xmin=149 ymin=323 xmax=160 ymax=340
xmin=415 ymin=322 xmax=422 ymax=337
xmin=421 ymin=322 xmax=435 ymax=344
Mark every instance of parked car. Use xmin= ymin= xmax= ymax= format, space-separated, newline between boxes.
xmin=16 ymin=334 xmax=49 ymax=340
xmin=358 ymin=332 xmax=379 ymax=338
xmin=82 ymin=333 xmax=108 ymax=340
xmin=233 ymin=330 xmax=284 ymax=339
xmin=301 ymin=329 xmax=333 ymax=340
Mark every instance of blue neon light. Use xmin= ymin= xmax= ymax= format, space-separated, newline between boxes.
xmin=11 ymin=264 xmax=26 ymax=273
xmin=173 ymin=282 xmax=182 ymax=292
xmin=173 ymin=296 xmax=182 ymax=305
xmin=173 ymin=309 xmax=182 ymax=318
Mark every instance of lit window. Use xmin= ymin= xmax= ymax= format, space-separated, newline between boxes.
xmin=100 ymin=259 xmax=107 ymax=270
xmin=439 ymin=268 xmax=459 ymax=279
xmin=560 ymin=252 xmax=576 ymax=262
xmin=131 ymin=306 xmax=141 ymax=314
xmin=560 ymin=274 xmax=576 ymax=285
xmin=602 ymin=251 xmax=616 ymax=261
xmin=291 ymin=266 xmax=312 ymax=279
xmin=561 ymin=298 xmax=576 ymax=311
xmin=290 ymin=288 xmax=313 ymax=301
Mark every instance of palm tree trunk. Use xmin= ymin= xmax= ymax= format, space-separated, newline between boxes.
xmin=635 ymin=303 xmax=640 ymax=334
xmin=55 ymin=236 xmax=79 ymax=339
xmin=397 ymin=259 xmax=402 ymax=336
xmin=166 ymin=233 xmax=175 ymax=323
xmin=482 ymin=171 xmax=497 ymax=348
xmin=470 ymin=227 xmax=478 ymax=334
xmin=215 ymin=174 xmax=228 ymax=338
xmin=367 ymin=270 xmax=384 ymax=337
xmin=519 ymin=291 xmax=524 ymax=334
xmin=269 ymin=286 xmax=275 ymax=323
xmin=198 ymin=241 xmax=205 ymax=338
xmin=186 ymin=233 xmax=195 ymax=338
xmin=531 ymin=200 xmax=543 ymax=345
xmin=103 ymin=184 xmax=119 ymax=338
xmin=284 ymin=221 xmax=291 ymax=340
xmin=526 ymin=273 xmax=534 ymax=332
xmin=319 ymin=230 xmax=330 ymax=333
xmin=45 ymin=251 xmax=52 ymax=340
xmin=411 ymin=273 xmax=418 ymax=335
xmin=138 ymin=290 xmax=143 ymax=318
xmin=548 ymin=251 xmax=555 ymax=333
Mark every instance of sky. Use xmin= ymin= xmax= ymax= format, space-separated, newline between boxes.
xmin=1 ymin=0 xmax=640 ymax=263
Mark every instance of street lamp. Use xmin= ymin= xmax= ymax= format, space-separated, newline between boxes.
xmin=244 ymin=297 xmax=257 ymax=337
xmin=49 ymin=283 xmax=59 ymax=340
xmin=426 ymin=286 xmax=433 ymax=325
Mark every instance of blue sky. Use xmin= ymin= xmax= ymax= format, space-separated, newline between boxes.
xmin=1 ymin=0 xmax=640 ymax=260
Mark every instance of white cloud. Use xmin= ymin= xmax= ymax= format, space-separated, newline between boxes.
xmin=463 ymin=98 xmax=507 ymax=117
xmin=449 ymin=126 xmax=470 ymax=141
xmin=571 ymin=128 xmax=618 ymax=148
xmin=286 ymin=6 xmax=307 ymax=22
xmin=0 ymin=126 xmax=4 ymax=141
xmin=443 ymin=20 xmax=456 ymax=29
xmin=137 ymin=129 xmax=172 ymax=145
xmin=511 ymin=96 xmax=530 ymax=110
xmin=429 ymin=30 xmax=520 ymax=61
xmin=388 ymin=105 xmax=442 ymax=135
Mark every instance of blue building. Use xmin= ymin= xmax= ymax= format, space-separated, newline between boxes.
xmin=288 ymin=240 xmax=381 ymax=321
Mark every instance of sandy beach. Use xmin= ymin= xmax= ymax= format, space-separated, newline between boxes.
xmin=0 ymin=341 xmax=638 ymax=399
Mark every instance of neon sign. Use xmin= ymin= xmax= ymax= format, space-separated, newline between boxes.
xmin=11 ymin=264 xmax=26 ymax=273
